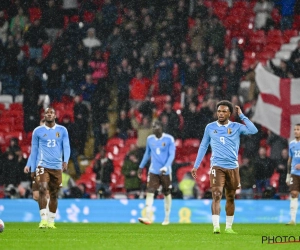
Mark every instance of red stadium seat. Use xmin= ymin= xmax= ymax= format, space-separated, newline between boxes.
xmin=5 ymin=131 xmax=23 ymax=143
xmin=28 ymin=8 xmax=42 ymax=23
xmin=83 ymin=11 xmax=95 ymax=23
xmin=233 ymin=1 xmax=248 ymax=9
xmin=0 ymin=124 xmax=10 ymax=133
xmin=42 ymin=44 xmax=52 ymax=59
xmin=176 ymin=166 xmax=193 ymax=182
xmin=175 ymin=139 xmax=183 ymax=148
xmin=267 ymin=29 xmax=282 ymax=39
xmin=9 ymin=103 xmax=23 ymax=111
xmin=283 ymin=29 xmax=298 ymax=41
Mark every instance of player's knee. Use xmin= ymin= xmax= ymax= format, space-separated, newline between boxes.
xmin=291 ymin=191 xmax=298 ymax=198
xmin=212 ymin=190 xmax=222 ymax=200
xmin=49 ymin=189 xmax=59 ymax=199
xmin=39 ymin=186 xmax=47 ymax=195
xmin=226 ymin=193 xmax=235 ymax=202
xmin=33 ymin=192 xmax=39 ymax=201
xmin=163 ymin=188 xmax=171 ymax=196
xmin=147 ymin=188 xmax=156 ymax=193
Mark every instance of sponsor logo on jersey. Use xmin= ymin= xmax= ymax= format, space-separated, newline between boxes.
xmin=56 ymin=132 xmax=60 ymax=138
xmin=227 ymin=128 xmax=232 ymax=134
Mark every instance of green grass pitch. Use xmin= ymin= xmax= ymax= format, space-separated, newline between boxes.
xmin=0 ymin=223 xmax=299 ymax=250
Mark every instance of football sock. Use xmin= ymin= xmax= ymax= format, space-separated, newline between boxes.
xmin=226 ymin=216 xmax=234 ymax=229
xmin=40 ymin=209 xmax=47 ymax=221
xmin=290 ymin=198 xmax=298 ymax=222
xmin=212 ymin=215 xmax=220 ymax=228
xmin=46 ymin=198 xmax=50 ymax=219
xmin=48 ymin=212 xmax=56 ymax=224
xmin=145 ymin=193 xmax=154 ymax=220
xmin=164 ymin=194 xmax=172 ymax=221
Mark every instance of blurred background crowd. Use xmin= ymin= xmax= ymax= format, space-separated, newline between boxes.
xmin=0 ymin=0 xmax=300 ymax=200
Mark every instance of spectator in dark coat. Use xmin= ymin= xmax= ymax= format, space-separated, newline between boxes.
xmin=24 ymin=19 xmax=48 ymax=60
xmin=93 ymin=146 xmax=114 ymax=198
xmin=254 ymin=146 xmax=275 ymax=194
xmin=41 ymin=0 xmax=63 ymax=44
xmin=154 ymin=51 xmax=174 ymax=94
xmin=20 ymin=67 xmax=42 ymax=132
xmin=73 ymin=95 xmax=89 ymax=156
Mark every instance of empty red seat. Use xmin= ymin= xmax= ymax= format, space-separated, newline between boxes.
xmin=9 ymin=103 xmax=23 ymax=111
xmin=176 ymin=166 xmax=193 ymax=182
xmin=5 ymin=131 xmax=23 ymax=143
xmin=283 ymin=29 xmax=298 ymax=40
xmin=233 ymin=1 xmax=248 ymax=9
xmin=0 ymin=124 xmax=10 ymax=133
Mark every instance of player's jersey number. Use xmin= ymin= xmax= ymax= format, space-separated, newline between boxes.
xmin=36 ymin=167 xmax=44 ymax=176
xmin=47 ymin=139 xmax=56 ymax=147
xmin=295 ymin=150 xmax=300 ymax=157
xmin=220 ymin=137 xmax=225 ymax=145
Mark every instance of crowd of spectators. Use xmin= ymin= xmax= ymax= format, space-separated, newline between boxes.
xmin=0 ymin=0 xmax=300 ymax=199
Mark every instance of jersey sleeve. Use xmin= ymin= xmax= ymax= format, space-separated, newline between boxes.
xmin=29 ymin=129 xmax=39 ymax=173
xmin=289 ymin=143 xmax=293 ymax=157
xmin=139 ymin=137 xmax=151 ymax=169
xmin=63 ymin=127 xmax=71 ymax=163
xmin=164 ymin=136 xmax=176 ymax=169
xmin=193 ymin=125 xmax=210 ymax=169
xmin=239 ymin=114 xmax=258 ymax=135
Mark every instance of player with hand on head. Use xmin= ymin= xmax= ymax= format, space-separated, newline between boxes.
xmin=191 ymin=100 xmax=258 ymax=234
xmin=26 ymin=107 xmax=70 ymax=229
xmin=286 ymin=124 xmax=300 ymax=225
xmin=138 ymin=120 xmax=175 ymax=225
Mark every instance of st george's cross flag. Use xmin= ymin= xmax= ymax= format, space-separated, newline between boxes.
xmin=252 ymin=63 xmax=300 ymax=140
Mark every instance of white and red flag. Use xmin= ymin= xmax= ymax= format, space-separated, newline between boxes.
xmin=252 ymin=63 xmax=300 ymax=140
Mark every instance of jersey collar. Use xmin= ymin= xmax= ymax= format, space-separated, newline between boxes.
xmin=216 ymin=121 xmax=231 ymax=127
xmin=154 ymin=133 xmax=165 ymax=140
xmin=44 ymin=124 xmax=57 ymax=130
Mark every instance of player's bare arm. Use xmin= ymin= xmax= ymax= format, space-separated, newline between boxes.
xmin=191 ymin=168 xmax=197 ymax=179
xmin=138 ymin=168 xmax=142 ymax=178
xmin=235 ymin=105 xmax=242 ymax=115
xmin=62 ymin=162 xmax=68 ymax=171
xmin=286 ymin=157 xmax=292 ymax=185
xmin=24 ymin=166 xmax=30 ymax=173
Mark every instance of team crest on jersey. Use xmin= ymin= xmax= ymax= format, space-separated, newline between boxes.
xmin=56 ymin=132 xmax=60 ymax=138
xmin=227 ymin=128 xmax=232 ymax=134
xmin=213 ymin=130 xmax=217 ymax=133
xmin=162 ymin=142 xmax=166 ymax=146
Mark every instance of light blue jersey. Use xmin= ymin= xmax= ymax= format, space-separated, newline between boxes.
xmin=28 ymin=124 xmax=71 ymax=172
xmin=194 ymin=114 xmax=258 ymax=169
xmin=289 ymin=140 xmax=300 ymax=176
xmin=139 ymin=133 xmax=176 ymax=175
